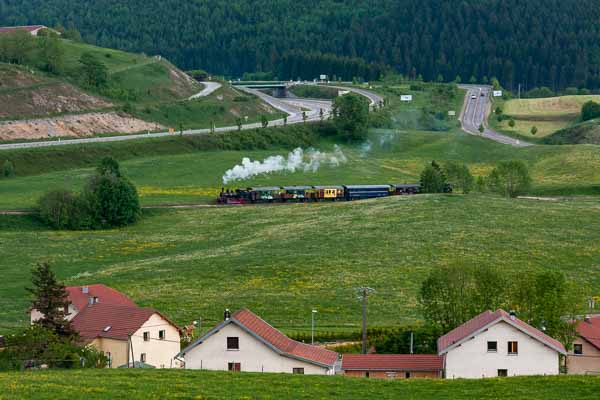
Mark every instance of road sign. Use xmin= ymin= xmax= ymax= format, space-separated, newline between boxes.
xmin=448 ymin=110 xmax=456 ymax=116
xmin=493 ymin=90 xmax=503 ymax=97
xmin=400 ymin=95 xmax=413 ymax=102
xmin=319 ymin=74 xmax=327 ymax=80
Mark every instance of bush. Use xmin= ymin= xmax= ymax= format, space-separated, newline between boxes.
xmin=581 ymin=101 xmax=600 ymax=122
xmin=37 ymin=189 xmax=90 ymax=230
xmin=487 ymin=160 xmax=532 ymax=198
xmin=420 ymin=161 xmax=448 ymax=193
xmin=2 ymin=160 xmax=15 ymax=178
xmin=84 ymin=173 xmax=141 ymax=228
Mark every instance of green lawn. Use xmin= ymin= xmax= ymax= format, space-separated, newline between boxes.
xmin=1 ymin=194 xmax=599 ymax=334
xmin=1 ymin=370 xmax=600 ymax=399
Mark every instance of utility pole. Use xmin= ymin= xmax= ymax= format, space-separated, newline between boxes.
xmin=311 ymin=309 xmax=318 ymax=345
xmin=518 ymin=83 xmax=521 ymax=99
xmin=357 ymin=287 xmax=375 ymax=354
xmin=410 ymin=331 xmax=414 ymax=354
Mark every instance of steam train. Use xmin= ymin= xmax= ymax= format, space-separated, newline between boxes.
xmin=217 ymin=183 xmax=452 ymax=204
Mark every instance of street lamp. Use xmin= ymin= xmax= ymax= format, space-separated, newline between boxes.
xmin=311 ymin=309 xmax=318 ymax=345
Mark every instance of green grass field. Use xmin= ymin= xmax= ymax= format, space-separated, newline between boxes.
xmin=1 ymin=194 xmax=599 ymax=334
xmin=491 ymin=95 xmax=600 ymax=140
xmin=1 ymin=370 xmax=600 ymax=399
xmin=1 ymin=126 xmax=599 ymax=210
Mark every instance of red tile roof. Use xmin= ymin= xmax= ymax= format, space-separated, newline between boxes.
xmin=341 ymin=354 xmax=443 ymax=371
xmin=71 ymin=303 xmax=159 ymax=341
xmin=233 ymin=309 xmax=339 ymax=367
xmin=0 ymin=25 xmax=46 ymax=34
xmin=438 ymin=309 xmax=566 ymax=355
xmin=576 ymin=316 xmax=600 ymax=350
xmin=66 ymin=284 xmax=136 ymax=311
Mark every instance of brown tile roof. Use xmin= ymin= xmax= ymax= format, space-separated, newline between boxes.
xmin=66 ymin=284 xmax=136 ymax=311
xmin=0 ymin=25 xmax=46 ymax=34
xmin=576 ymin=316 xmax=600 ymax=350
xmin=341 ymin=354 xmax=443 ymax=371
xmin=232 ymin=308 xmax=339 ymax=367
xmin=438 ymin=309 xmax=566 ymax=355
xmin=71 ymin=303 xmax=159 ymax=342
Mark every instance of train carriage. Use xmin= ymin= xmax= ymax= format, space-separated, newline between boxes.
xmin=313 ymin=185 xmax=345 ymax=201
xmin=248 ymin=186 xmax=285 ymax=203
xmin=282 ymin=186 xmax=316 ymax=202
xmin=393 ymin=184 xmax=421 ymax=195
xmin=343 ymin=185 xmax=392 ymax=200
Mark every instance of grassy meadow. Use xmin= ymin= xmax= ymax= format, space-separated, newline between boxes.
xmin=1 ymin=127 xmax=600 ymax=210
xmin=491 ymin=95 xmax=600 ymax=140
xmin=1 ymin=194 xmax=599 ymax=334
xmin=2 ymin=370 xmax=600 ymax=399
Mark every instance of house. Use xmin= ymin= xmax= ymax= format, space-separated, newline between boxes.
xmin=341 ymin=354 xmax=443 ymax=379
xmin=177 ymin=309 xmax=339 ymax=374
xmin=567 ymin=315 xmax=600 ymax=375
xmin=438 ymin=309 xmax=566 ymax=379
xmin=0 ymin=25 xmax=50 ymax=36
xmin=30 ymin=284 xmax=136 ymax=323
xmin=71 ymin=303 xmax=181 ymax=369
xmin=29 ymin=284 xmax=180 ymax=368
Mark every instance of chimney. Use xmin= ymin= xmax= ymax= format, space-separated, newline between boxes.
xmin=82 ymin=286 xmax=89 ymax=294
xmin=585 ymin=315 xmax=592 ymax=324
xmin=509 ymin=310 xmax=516 ymax=321
xmin=224 ymin=309 xmax=231 ymax=321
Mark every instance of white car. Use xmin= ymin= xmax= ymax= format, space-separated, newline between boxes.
xmin=471 ymin=95 xmax=477 ymax=100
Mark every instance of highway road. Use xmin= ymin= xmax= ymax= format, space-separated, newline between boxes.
xmin=459 ymin=85 xmax=532 ymax=147
xmin=188 ymin=82 xmax=222 ymax=99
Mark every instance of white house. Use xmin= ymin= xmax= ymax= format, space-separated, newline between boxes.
xmin=438 ymin=309 xmax=566 ymax=379
xmin=30 ymin=284 xmax=181 ymax=369
xmin=177 ymin=309 xmax=339 ymax=374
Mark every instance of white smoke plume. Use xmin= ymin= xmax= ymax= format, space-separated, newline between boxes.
xmin=222 ymin=145 xmax=347 ymax=184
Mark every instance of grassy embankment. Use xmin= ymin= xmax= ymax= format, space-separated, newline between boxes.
xmin=489 ymin=95 xmax=600 ymax=141
xmin=2 ymin=370 xmax=600 ymax=400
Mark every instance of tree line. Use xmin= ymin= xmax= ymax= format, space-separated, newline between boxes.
xmin=1 ymin=0 xmax=599 ymax=89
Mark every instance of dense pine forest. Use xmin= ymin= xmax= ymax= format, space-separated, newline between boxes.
xmin=1 ymin=0 xmax=600 ymax=89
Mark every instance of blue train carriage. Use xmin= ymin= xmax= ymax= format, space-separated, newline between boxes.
xmin=282 ymin=186 xmax=316 ymax=202
xmin=393 ymin=184 xmax=421 ymax=195
xmin=248 ymin=186 xmax=285 ymax=203
xmin=343 ymin=185 xmax=393 ymax=200
xmin=313 ymin=185 xmax=345 ymax=201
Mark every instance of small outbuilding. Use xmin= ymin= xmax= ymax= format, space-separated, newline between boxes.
xmin=341 ymin=354 xmax=443 ymax=379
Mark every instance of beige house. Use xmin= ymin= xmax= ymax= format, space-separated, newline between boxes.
xmin=30 ymin=284 xmax=181 ymax=368
xmin=439 ymin=309 xmax=566 ymax=379
xmin=567 ymin=315 xmax=600 ymax=374
xmin=177 ymin=309 xmax=339 ymax=374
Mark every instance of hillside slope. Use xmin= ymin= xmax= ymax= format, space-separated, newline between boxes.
xmin=0 ymin=38 xmax=283 ymax=141
xmin=3 ymin=0 xmax=600 ymax=89
xmin=544 ymin=120 xmax=600 ymax=145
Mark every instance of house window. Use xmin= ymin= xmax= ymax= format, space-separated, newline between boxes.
xmin=143 ymin=332 xmax=150 ymax=342
xmin=228 ymin=362 xmax=241 ymax=372
xmin=405 ymin=372 xmax=411 ymax=379
xmin=227 ymin=337 xmax=239 ymax=350
xmin=508 ymin=341 xmax=518 ymax=355
xmin=140 ymin=353 xmax=146 ymax=363
xmin=498 ymin=369 xmax=508 ymax=377
xmin=159 ymin=330 xmax=166 ymax=340
xmin=487 ymin=341 xmax=498 ymax=352
xmin=574 ymin=344 xmax=583 ymax=355
xmin=365 ymin=371 xmax=370 ymax=378
xmin=293 ymin=368 xmax=305 ymax=374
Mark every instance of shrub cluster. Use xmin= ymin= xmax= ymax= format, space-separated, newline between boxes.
xmin=37 ymin=157 xmax=141 ymax=230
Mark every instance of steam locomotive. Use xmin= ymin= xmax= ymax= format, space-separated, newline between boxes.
xmin=217 ymin=183 xmax=451 ymax=204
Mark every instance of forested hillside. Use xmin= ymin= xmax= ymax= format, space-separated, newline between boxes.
xmin=1 ymin=0 xmax=600 ymax=89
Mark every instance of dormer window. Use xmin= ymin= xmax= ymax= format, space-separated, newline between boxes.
xmin=88 ymin=296 xmax=99 ymax=305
